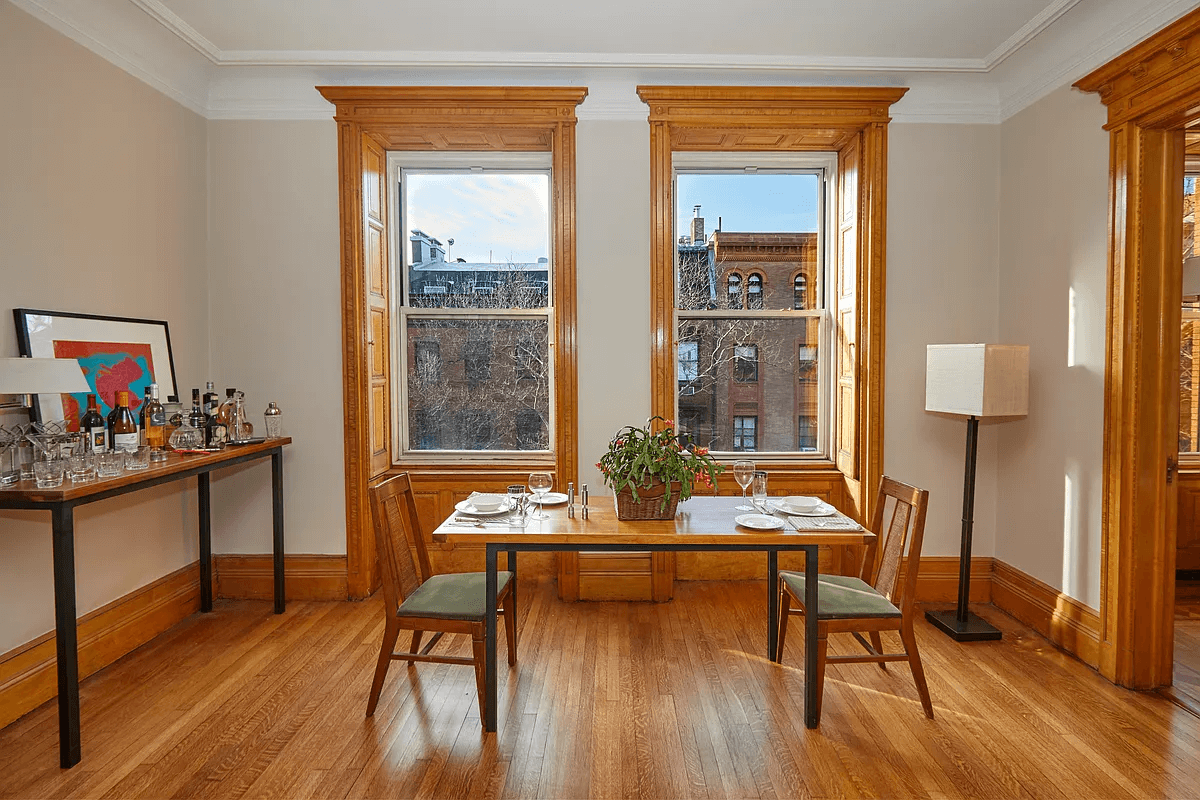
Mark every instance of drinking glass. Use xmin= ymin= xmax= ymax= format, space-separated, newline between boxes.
xmin=751 ymin=471 xmax=768 ymax=511
xmin=68 ymin=452 xmax=96 ymax=484
xmin=527 ymin=472 xmax=553 ymax=519
xmin=96 ymin=451 xmax=125 ymax=478
xmin=34 ymin=457 xmax=64 ymax=489
xmin=507 ymin=484 xmax=527 ymax=521
xmin=124 ymin=445 xmax=151 ymax=471
xmin=733 ymin=460 xmax=755 ymax=510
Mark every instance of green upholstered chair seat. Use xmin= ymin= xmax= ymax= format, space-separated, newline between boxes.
xmin=779 ymin=571 xmax=901 ymax=620
xmin=397 ymin=571 xmax=514 ymax=621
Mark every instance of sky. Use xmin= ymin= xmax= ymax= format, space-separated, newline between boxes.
xmin=403 ymin=170 xmax=819 ymax=266
xmin=406 ymin=172 xmax=550 ymax=264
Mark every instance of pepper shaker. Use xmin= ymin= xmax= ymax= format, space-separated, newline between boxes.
xmin=581 ymin=483 xmax=589 ymax=519
xmin=567 ymin=482 xmax=575 ymax=518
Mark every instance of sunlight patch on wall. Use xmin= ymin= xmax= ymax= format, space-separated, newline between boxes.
xmin=1067 ymin=286 xmax=1077 ymax=368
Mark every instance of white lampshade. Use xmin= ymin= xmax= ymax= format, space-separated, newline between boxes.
xmin=0 ymin=357 xmax=90 ymax=395
xmin=926 ymin=344 xmax=1029 ymax=418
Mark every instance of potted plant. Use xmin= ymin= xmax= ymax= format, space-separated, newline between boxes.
xmin=596 ymin=416 xmax=725 ymax=519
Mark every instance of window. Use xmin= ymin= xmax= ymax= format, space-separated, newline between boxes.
xmin=678 ymin=340 xmax=699 ymax=391
xmin=395 ymin=152 xmax=553 ymax=455
xmin=794 ymin=274 xmax=808 ymax=310
xmin=726 ymin=273 xmax=743 ymax=307
xmin=1182 ymin=171 xmax=1200 ymax=454
xmin=798 ymin=416 xmax=817 ymax=452
xmin=673 ymin=153 xmax=831 ymax=455
xmin=734 ymin=344 xmax=759 ymax=383
xmin=747 ymin=273 xmax=764 ymax=309
xmin=733 ymin=416 xmax=757 ymax=451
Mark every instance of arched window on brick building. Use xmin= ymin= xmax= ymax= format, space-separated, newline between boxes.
xmin=747 ymin=272 xmax=764 ymax=309
xmin=793 ymin=273 xmax=808 ymax=310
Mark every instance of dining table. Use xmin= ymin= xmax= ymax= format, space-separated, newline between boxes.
xmin=431 ymin=494 xmax=876 ymax=733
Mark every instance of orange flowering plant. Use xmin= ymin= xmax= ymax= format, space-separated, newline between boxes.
xmin=596 ymin=416 xmax=725 ymax=510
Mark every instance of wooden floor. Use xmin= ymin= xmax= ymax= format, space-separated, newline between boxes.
xmin=1171 ymin=579 xmax=1200 ymax=717
xmin=3 ymin=578 xmax=1200 ymax=800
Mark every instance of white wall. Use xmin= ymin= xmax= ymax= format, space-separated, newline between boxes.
xmin=575 ymin=120 xmax=652 ymax=492
xmin=996 ymin=84 xmax=1109 ymax=608
xmin=885 ymin=123 xmax=1003 ymax=560
xmin=0 ymin=3 xmax=209 ymax=652
xmin=206 ymin=121 xmax=344 ymax=554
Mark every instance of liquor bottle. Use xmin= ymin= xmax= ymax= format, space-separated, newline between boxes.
xmin=80 ymin=394 xmax=108 ymax=453
xmin=204 ymin=408 xmax=227 ymax=449
xmin=216 ymin=388 xmax=236 ymax=431
xmin=203 ymin=381 xmax=219 ymax=420
xmin=188 ymin=388 xmax=207 ymax=431
xmin=140 ymin=383 xmax=167 ymax=456
xmin=107 ymin=391 xmax=138 ymax=453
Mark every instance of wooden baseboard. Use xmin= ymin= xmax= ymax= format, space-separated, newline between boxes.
xmin=912 ymin=556 xmax=994 ymax=603
xmin=214 ymin=555 xmax=348 ymax=601
xmin=0 ymin=563 xmax=201 ymax=731
xmin=991 ymin=559 xmax=1100 ymax=667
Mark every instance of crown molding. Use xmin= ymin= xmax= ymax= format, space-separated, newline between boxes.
xmin=998 ymin=0 xmax=1200 ymax=121
xmin=128 ymin=0 xmax=221 ymax=63
xmin=981 ymin=0 xmax=1084 ymax=70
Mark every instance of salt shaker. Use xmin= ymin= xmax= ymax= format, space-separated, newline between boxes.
xmin=581 ymin=483 xmax=589 ymax=520
xmin=264 ymin=402 xmax=283 ymax=439
xmin=567 ymin=482 xmax=575 ymax=518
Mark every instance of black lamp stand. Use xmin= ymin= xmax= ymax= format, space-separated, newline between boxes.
xmin=924 ymin=415 xmax=1002 ymax=641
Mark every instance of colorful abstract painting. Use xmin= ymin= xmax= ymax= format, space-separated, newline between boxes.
xmin=51 ymin=340 xmax=156 ymax=429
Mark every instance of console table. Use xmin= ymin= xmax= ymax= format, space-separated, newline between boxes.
xmin=0 ymin=437 xmax=291 ymax=768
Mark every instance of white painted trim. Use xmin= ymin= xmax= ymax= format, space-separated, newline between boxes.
xmin=998 ymin=0 xmax=1200 ymax=120
xmin=981 ymin=0 xmax=1085 ymax=70
xmin=127 ymin=0 xmax=222 ymax=63
xmin=9 ymin=0 xmax=208 ymax=116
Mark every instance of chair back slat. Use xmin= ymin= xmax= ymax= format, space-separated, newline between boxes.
xmin=862 ymin=476 xmax=929 ymax=612
xmin=369 ymin=473 xmax=425 ymax=612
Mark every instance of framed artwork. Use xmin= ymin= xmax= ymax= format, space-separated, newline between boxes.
xmin=13 ymin=308 xmax=178 ymax=426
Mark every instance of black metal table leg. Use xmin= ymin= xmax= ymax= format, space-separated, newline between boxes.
xmin=505 ymin=547 xmax=516 ymax=616
xmin=804 ymin=543 xmax=819 ymax=728
xmin=198 ymin=473 xmax=212 ymax=613
xmin=272 ymin=449 xmax=285 ymax=614
xmin=767 ymin=549 xmax=779 ymax=661
xmin=51 ymin=504 xmax=81 ymax=768
xmin=485 ymin=544 xmax=499 ymax=732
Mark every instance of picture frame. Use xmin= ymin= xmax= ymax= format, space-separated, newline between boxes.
xmin=13 ymin=308 xmax=178 ymax=425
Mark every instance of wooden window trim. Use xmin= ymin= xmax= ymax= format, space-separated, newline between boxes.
xmin=637 ymin=85 xmax=907 ymax=521
xmin=1074 ymin=8 xmax=1200 ymax=688
xmin=318 ymin=86 xmax=587 ymax=598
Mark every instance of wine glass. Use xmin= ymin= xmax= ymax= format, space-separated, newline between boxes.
xmin=733 ymin=460 xmax=755 ymax=510
xmin=527 ymin=471 xmax=553 ymax=519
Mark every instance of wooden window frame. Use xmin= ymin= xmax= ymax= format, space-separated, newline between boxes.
xmin=638 ymin=86 xmax=907 ymax=521
xmin=319 ymin=86 xmax=587 ymax=598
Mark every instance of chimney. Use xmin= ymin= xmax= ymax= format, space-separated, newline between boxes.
xmin=692 ymin=205 xmax=704 ymax=244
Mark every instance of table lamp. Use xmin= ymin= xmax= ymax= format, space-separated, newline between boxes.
xmin=924 ymin=344 xmax=1029 ymax=642
xmin=0 ymin=357 xmax=91 ymax=420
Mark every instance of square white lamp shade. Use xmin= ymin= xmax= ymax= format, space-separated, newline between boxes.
xmin=926 ymin=344 xmax=1029 ymax=417
xmin=0 ymin=357 xmax=90 ymax=395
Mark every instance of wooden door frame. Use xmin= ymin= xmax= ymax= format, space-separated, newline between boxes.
xmin=1075 ymin=10 xmax=1200 ymax=687
xmin=317 ymin=86 xmax=588 ymax=599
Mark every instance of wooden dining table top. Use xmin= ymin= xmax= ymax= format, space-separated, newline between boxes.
xmin=432 ymin=495 xmax=875 ymax=547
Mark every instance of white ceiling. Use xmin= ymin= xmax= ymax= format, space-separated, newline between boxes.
xmin=10 ymin=0 xmax=1200 ymax=122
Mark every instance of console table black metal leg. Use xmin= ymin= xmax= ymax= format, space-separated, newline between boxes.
xmin=51 ymin=503 xmax=81 ymax=769
xmin=803 ymin=544 xmax=819 ymax=728
xmin=505 ymin=548 xmax=516 ymax=617
xmin=198 ymin=473 xmax=212 ymax=612
xmin=272 ymin=449 xmax=285 ymax=614
xmin=484 ymin=544 xmax=499 ymax=733
xmin=767 ymin=549 xmax=779 ymax=661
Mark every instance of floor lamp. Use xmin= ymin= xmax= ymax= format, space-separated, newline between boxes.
xmin=924 ymin=344 xmax=1029 ymax=642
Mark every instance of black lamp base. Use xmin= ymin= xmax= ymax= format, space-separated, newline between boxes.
xmin=925 ymin=609 xmax=1002 ymax=642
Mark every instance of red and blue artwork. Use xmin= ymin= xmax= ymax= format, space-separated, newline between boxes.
xmin=50 ymin=340 xmax=156 ymax=429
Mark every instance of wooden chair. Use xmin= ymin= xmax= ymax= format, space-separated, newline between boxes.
xmin=773 ymin=476 xmax=934 ymax=719
xmin=365 ymin=473 xmax=517 ymax=719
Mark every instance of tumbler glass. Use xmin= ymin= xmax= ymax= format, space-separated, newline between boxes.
xmin=33 ymin=457 xmax=64 ymax=488
xmin=68 ymin=452 xmax=96 ymax=484
xmin=751 ymin=471 xmax=769 ymax=510
xmin=96 ymin=451 xmax=125 ymax=478
xmin=124 ymin=445 xmax=151 ymax=471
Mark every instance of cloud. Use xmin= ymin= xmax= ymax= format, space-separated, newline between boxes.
xmin=408 ymin=173 xmax=550 ymax=263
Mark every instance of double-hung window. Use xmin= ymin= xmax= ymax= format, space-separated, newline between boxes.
xmin=392 ymin=152 xmax=553 ymax=456
xmin=673 ymin=153 xmax=832 ymax=458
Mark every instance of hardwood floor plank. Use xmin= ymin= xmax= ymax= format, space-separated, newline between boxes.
xmin=4 ymin=578 xmax=1200 ymax=799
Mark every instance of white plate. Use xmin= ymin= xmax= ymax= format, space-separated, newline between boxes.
xmin=455 ymin=498 xmax=515 ymax=517
xmin=735 ymin=513 xmax=785 ymax=530
xmin=533 ymin=491 xmax=569 ymax=506
xmin=771 ymin=500 xmax=838 ymax=517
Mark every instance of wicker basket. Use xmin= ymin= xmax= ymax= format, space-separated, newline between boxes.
xmin=614 ymin=480 xmax=682 ymax=520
